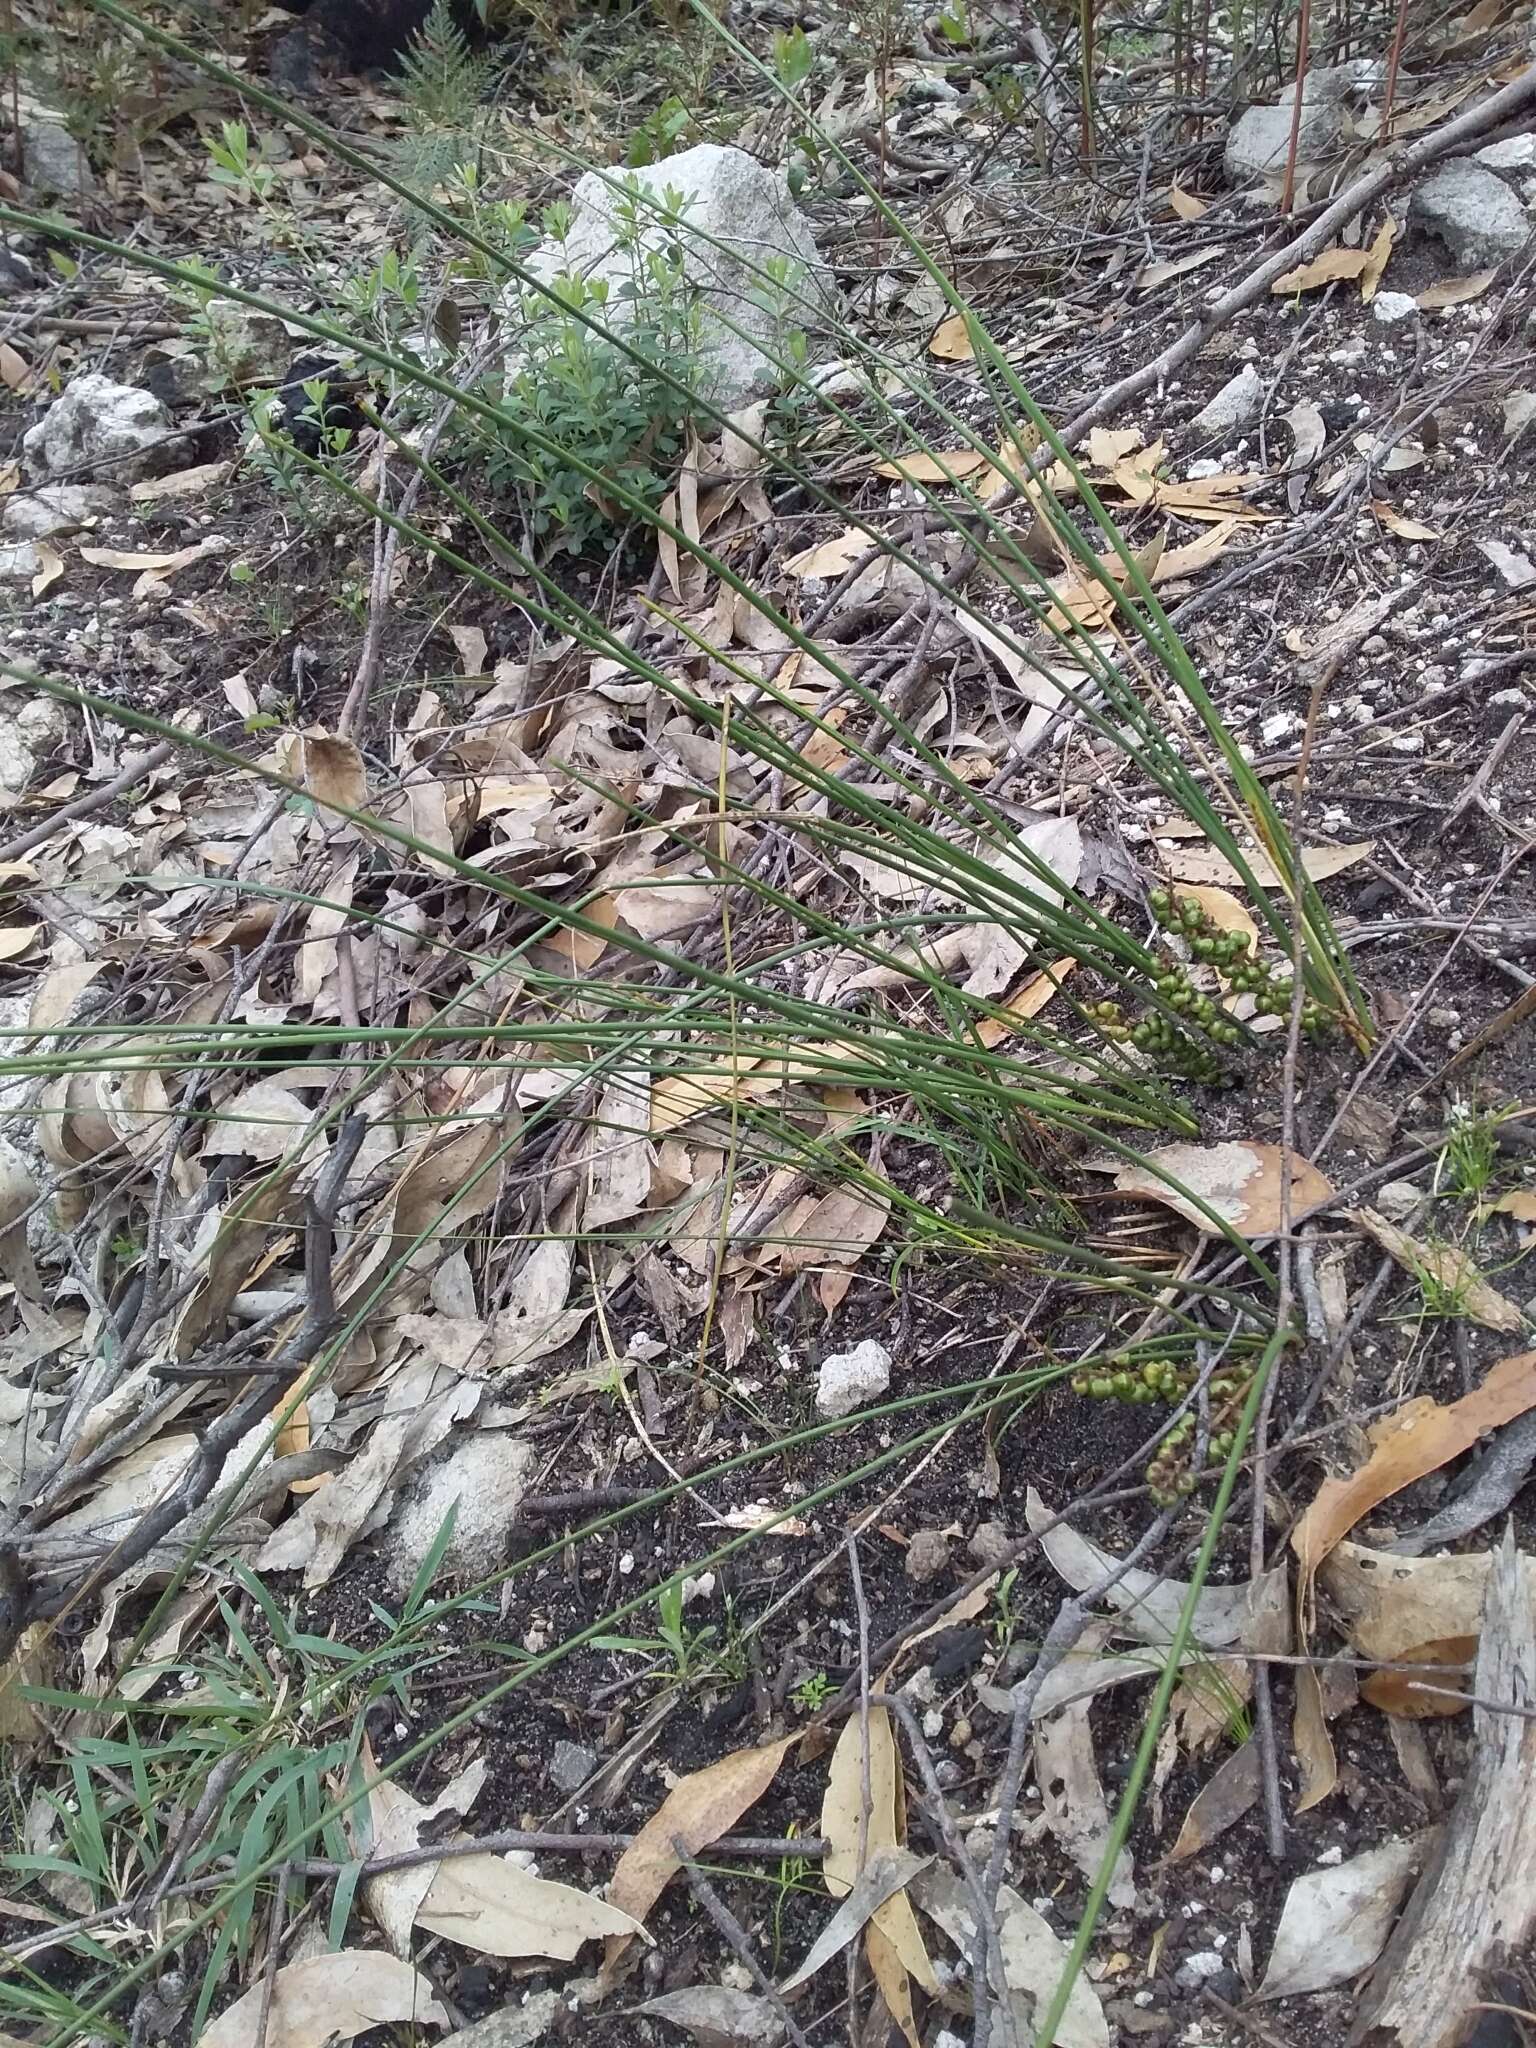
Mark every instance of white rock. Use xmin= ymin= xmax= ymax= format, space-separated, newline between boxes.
xmin=1375 ymin=1179 xmax=1423 ymax=1220
xmin=1477 ymin=135 xmax=1536 ymax=171
xmin=0 ymin=543 xmax=41 ymax=586
xmin=1 ymin=483 xmax=121 ymax=541
xmin=516 ymin=144 xmax=832 ymax=411
xmin=815 ymin=1339 xmax=892 ymax=1418
xmin=1174 ymin=1950 xmax=1226 ymax=1990
xmin=0 ymin=725 xmax=36 ymax=796
xmin=1411 ymin=161 xmax=1530 ymax=273
xmin=1224 ymin=62 xmax=1375 ymax=186
xmin=19 ymin=114 xmax=94 ymax=199
xmin=1190 ymin=364 xmax=1263 ymax=439
xmin=1184 ymin=457 xmax=1226 ymax=479
xmin=386 ymin=1429 xmax=537 ymax=1595
xmin=1372 ymin=291 xmax=1419 ymax=325
xmin=23 ymin=373 xmax=177 ymax=485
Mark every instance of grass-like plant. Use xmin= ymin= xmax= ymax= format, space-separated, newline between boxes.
xmin=0 ymin=0 xmax=1373 ymax=2038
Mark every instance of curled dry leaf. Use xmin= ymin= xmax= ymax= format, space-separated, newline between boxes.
xmin=1321 ymin=1540 xmax=1536 ymax=1718
xmin=194 ymin=1952 xmax=448 ymax=2048
xmin=302 ymin=732 xmax=368 ymax=817
xmin=821 ymin=1702 xmax=937 ymax=2045
xmin=1294 ymin=1350 xmax=1536 ymax=1588
xmin=640 ymin=1988 xmax=785 ymax=2048
xmin=780 ymin=1847 xmax=931 ymax=1992
xmin=607 ymin=1734 xmax=796 ymax=1945
xmin=1110 ymin=1140 xmax=1332 ymax=1238
xmin=1255 ymin=1836 xmax=1428 ymax=1999
xmin=1026 ymin=1488 xmax=1290 ymax=1656
xmin=1354 ymin=1207 xmax=1525 ymax=1333
xmin=915 ymin=1865 xmax=1109 ymax=2048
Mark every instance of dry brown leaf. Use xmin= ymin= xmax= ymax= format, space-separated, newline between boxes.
xmin=928 ymin=310 xmax=975 ymax=361
xmin=1359 ymin=213 xmax=1399 ymax=301
xmin=1047 ymin=518 xmax=1238 ymax=628
xmin=1136 ymin=246 xmax=1227 ymax=289
xmin=782 ymin=527 xmax=872 ymax=579
xmin=1112 ymin=1140 xmax=1332 ymax=1238
xmin=650 ymin=1054 xmax=785 ymax=1135
xmin=1166 ymin=1737 xmax=1260 ymax=1862
xmin=1416 ymin=269 xmax=1496 ymax=310
xmin=194 ymin=1952 xmax=448 ymax=2048
xmin=0 ymin=925 xmax=38 ymax=960
xmin=1492 ymin=1190 xmax=1536 ymax=1223
xmin=1169 ymin=884 xmax=1258 ymax=949
xmin=1168 ymin=182 xmax=1207 ymax=220
xmin=0 ymin=1625 xmax=49 ymax=1748
xmin=779 ymin=1180 xmax=891 ymax=1311
xmin=31 ymin=543 xmax=64 ymax=598
xmin=1272 ymin=245 xmax=1373 ymax=293
xmin=1161 ymin=838 xmax=1375 ymax=889
xmin=1321 ymin=1540 xmax=1536 ymax=1715
xmin=131 ymin=460 xmax=233 ymax=504
xmin=873 ymin=448 xmax=994 ymax=486
xmin=1373 ymin=502 xmax=1442 ymax=541
xmin=607 ymin=1735 xmax=795 ymax=1947
xmin=302 ymin=733 xmax=367 ymax=818
xmin=1293 ymin=1350 xmax=1536 ymax=1583
xmin=1354 ymin=1207 xmax=1526 ymax=1333
xmin=1360 ymin=1637 xmax=1479 ymax=1718
xmin=79 ymin=537 xmax=225 ymax=576
xmin=821 ymin=1705 xmax=937 ymax=2032
xmin=975 ymin=956 xmax=1077 ymax=1047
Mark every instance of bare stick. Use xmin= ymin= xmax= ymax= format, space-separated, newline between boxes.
xmin=1062 ymin=64 xmax=1536 ymax=444
xmin=0 ymin=741 xmax=176 ymax=863
xmin=672 ymin=1838 xmax=815 ymax=2048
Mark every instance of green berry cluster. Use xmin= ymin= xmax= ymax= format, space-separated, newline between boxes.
xmin=1070 ymin=1352 xmax=1252 ymax=1506
xmin=1148 ymin=889 xmax=1329 ymax=1036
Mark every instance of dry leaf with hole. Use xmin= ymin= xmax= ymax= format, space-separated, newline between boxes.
xmin=928 ymin=310 xmax=974 ymax=361
xmin=1255 ymin=1836 xmax=1428 ymax=1999
xmin=1034 ymin=1700 xmax=1135 ymax=1904
xmin=1293 ymin=1350 xmax=1536 ymax=1584
xmin=1354 ymin=1207 xmax=1525 ymax=1333
xmin=194 ymin=1952 xmax=448 ymax=2048
xmin=1109 ymin=1140 xmax=1332 ymax=1238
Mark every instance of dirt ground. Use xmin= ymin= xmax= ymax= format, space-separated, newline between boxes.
xmin=3 ymin=1 xmax=1536 ymax=2045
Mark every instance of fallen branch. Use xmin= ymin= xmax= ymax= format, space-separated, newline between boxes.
xmin=1063 ymin=63 xmax=1536 ymax=444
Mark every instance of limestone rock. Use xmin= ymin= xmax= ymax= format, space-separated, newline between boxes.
xmin=19 ymin=114 xmax=94 ymax=200
xmin=23 ymin=374 xmax=177 ymax=485
xmin=1190 ymin=364 xmax=1263 ymax=440
xmin=1224 ymin=62 xmax=1378 ymax=187
xmin=386 ymin=1429 xmax=536 ymax=1594
xmin=516 ymin=144 xmax=832 ymax=411
xmin=1411 ymin=161 xmax=1530 ymax=272
xmin=815 ymin=1339 xmax=892 ymax=1419
xmin=2 ymin=484 xmax=121 ymax=541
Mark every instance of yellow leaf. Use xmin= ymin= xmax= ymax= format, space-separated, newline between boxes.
xmin=649 ymin=1054 xmax=783 ymax=1134
xmin=928 ymin=310 xmax=975 ymax=361
xmin=873 ymin=448 xmax=994 ymax=486
xmin=1273 ymin=246 xmax=1375 ymax=294
xmin=1168 ymin=182 xmax=1208 ymax=220
xmin=976 ymin=956 xmax=1076 ymax=1047
xmin=1162 ymin=839 xmax=1375 ymax=889
xmin=1493 ymin=1190 xmax=1536 ymax=1222
xmin=1359 ymin=213 xmax=1398 ymax=301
